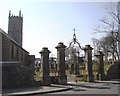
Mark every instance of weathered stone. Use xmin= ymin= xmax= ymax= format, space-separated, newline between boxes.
xmin=95 ymin=51 xmax=105 ymax=80
xmin=55 ymin=42 xmax=67 ymax=84
xmin=40 ymin=47 xmax=51 ymax=85
xmin=8 ymin=10 xmax=23 ymax=47
xmin=83 ymin=45 xmax=94 ymax=82
xmin=0 ymin=31 xmax=2 ymax=94
xmin=0 ymin=11 xmax=35 ymax=90
xmin=26 ymin=55 xmax=35 ymax=83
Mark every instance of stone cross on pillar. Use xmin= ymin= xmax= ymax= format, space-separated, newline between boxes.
xmin=95 ymin=51 xmax=105 ymax=80
xmin=55 ymin=42 xmax=67 ymax=84
xmin=83 ymin=45 xmax=94 ymax=82
xmin=39 ymin=47 xmax=51 ymax=85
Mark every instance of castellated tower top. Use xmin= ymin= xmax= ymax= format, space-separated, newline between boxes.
xmin=8 ymin=10 xmax=23 ymax=47
xmin=9 ymin=10 xmax=23 ymax=18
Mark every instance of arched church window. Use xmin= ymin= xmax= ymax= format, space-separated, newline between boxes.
xmin=16 ymin=49 xmax=19 ymax=60
xmin=11 ymin=44 xmax=14 ymax=58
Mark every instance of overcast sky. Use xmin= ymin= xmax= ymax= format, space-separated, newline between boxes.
xmin=0 ymin=0 xmax=118 ymax=58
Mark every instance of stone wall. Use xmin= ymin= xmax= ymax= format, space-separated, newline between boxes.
xmin=2 ymin=32 xmax=29 ymax=62
xmin=0 ymin=31 xmax=2 ymax=94
xmin=2 ymin=61 xmax=35 ymax=89
xmin=1 ymin=30 xmax=35 ymax=89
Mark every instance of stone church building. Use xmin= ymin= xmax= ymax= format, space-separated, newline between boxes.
xmin=0 ymin=11 xmax=35 ymax=89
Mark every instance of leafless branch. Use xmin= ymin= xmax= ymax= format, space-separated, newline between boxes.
xmin=100 ymin=18 xmax=113 ymax=27
xmin=111 ymin=12 xmax=119 ymax=23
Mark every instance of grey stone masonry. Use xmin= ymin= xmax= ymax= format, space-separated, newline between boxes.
xmin=83 ymin=45 xmax=94 ymax=82
xmin=55 ymin=42 xmax=67 ymax=84
xmin=40 ymin=47 xmax=51 ymax=85
xmin=0 ymin=32 xmax=2 ymax=94
xmin=8 ymin=11 xmax=23 ymax=47
xmin=95 ymin=51 xmax=105 ymax=80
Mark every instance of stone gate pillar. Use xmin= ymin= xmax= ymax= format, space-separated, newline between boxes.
xmin=83 ymin=45 xmax=94 ymax=82
xmin=55 ymin=42 xmax=67 ymax=84
xmin=39 ymin=47 xmax=51 ymax=85
xmin=95 ymin=51 xmax=105 ymax=80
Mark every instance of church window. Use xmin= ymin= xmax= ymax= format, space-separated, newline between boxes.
xmin=11 ymin=44 xmax=14 ymax=58
xmin=16 ymin=49 xmax=19 ymax=60
xmin=21 ymin=51 xmax=23 ymax=61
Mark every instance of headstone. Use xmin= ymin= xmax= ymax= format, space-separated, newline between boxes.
xmin=95 ymin=51 xmax=105 ymax=80
xmin=39 ymin=47 xmax=51 ymax=85
xmin=75 ymin=63 xmax=80 ymax=75
xmin=83 ymin=45 xmax=94 ymax=82
xmin=70 ymin=64 xmax=75 ymax=74
xmin=55 ymin=42 xmax=67 ymax=84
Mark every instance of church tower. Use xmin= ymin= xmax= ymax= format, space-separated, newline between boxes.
xmin=8 ymin=10 xmax=23 ymax=47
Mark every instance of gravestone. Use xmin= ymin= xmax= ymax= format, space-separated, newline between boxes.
xmin=70 ymin=64 xmax=75 ymax=74
xmin=39 ymin=47 xmax=51 ymax=85
xmin=55 ymin=42 xmax=67 ymax=84
xmin=83 ymin=45 xmax=94 ymax=82
xmin=75 ymin=63 xmax=80 ymax=75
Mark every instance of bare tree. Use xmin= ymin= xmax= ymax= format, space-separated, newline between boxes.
xmin=92 ymin=38 xmax=101 ymax=53
xmin=92 ymin=2 xmax=120 ymax=61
